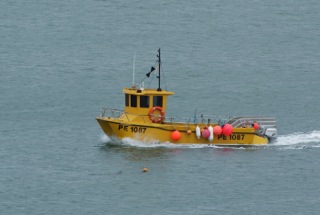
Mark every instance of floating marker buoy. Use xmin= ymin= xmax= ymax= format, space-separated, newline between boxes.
xmin=213 ymin=125 xmax=222 ymax=135
xmin=202 ymin=128 xmax=210 ymax=139
xmin=196 ymin=126 xmax=201 ymax=139
xmin=171 ymin=130 xmax=181 ymax=141
xmin=187 ymin=130 xmax=192 ymax=135
xmin=142 ymin=168 xmax=149 ymax=172
xmin=222 ymin=124 xmax=234 ymax=136
xmin=208 ymin=125 xmax=213 ymax=141
xmin=253 ymin=122 xmax=259 ymax=130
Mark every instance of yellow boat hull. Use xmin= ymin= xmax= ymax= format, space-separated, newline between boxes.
xmin=96 ymin=117 xmax=269 ymax=145
xmin=96 ymin=50 xmax=277 ymax=145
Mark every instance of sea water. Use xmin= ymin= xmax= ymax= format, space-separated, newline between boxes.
xmin=1 ymin=0 xmax=320 ymax=214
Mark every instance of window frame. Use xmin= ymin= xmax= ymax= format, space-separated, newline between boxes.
xmin=153 ymin=96 xmax=163 ymax=107
xmin=140 ymin=95 xmax=150 ymax=108
xmin=130 ymin=95 xmax=137 ymax=107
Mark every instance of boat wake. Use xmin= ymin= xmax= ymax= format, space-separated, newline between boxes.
xmin=270 ymin=130 xmax=320 ymax=149
xmin=100 ymin=130 xmax=320 ymax=150
xmin=99 ymin=134 xmax=218 ymax=149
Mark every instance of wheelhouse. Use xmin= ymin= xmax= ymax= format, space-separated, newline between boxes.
xmin=123 ymin=88 xmax=174 ymax=116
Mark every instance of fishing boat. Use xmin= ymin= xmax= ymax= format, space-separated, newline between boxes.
xmin=96 ymin=49 xmax=277 ymax=146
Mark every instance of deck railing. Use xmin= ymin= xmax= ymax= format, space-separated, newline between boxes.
xmin=99 ymin=108 xmax=276 ymax=129
xmin=100 ymin=108 xmax=232 ymax=125
xmin=227 ymin=117 xmax=276 ymax=128
xmin=100 ymin=107 xmax=148 ymax=123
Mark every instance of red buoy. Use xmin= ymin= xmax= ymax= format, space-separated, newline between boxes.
xmin=222 ymin=124 xmax=234 ymax=136
xmin=202 ymin=128 xmax=210 ymax=139
xmin=213 ymin=125 xmax=222 ymax=135
xmin=171 ymin=130 xmax=181 ymax=141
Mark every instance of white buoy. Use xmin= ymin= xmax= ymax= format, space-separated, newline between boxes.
xmin=196 ymin=125 xmax=201 ymax=139
xmin=208 ymin=125 xmax=213 ymax=142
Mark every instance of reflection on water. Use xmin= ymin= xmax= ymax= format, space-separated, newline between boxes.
xmin=100 ymin=141 xmax=174 ymax=162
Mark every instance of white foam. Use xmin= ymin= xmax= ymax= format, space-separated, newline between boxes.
xmin=121 ymin=137 xmax=215 ymax=149
xmin=273 ymin=130 xmax=320 ymax=146
xmin=99 ymin=134 xmax=111 ymax=143
xmin=100 ymin=131 xmax=320 ymax=149
xmin=118 ymin=137 xmax=234 ymax=149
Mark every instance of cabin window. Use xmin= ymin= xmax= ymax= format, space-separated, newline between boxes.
xmin=153 ymin=96 xmax=163 ymax=107
xmin=125 ymin=94 xmax=129 ymax=107
xmin=130 ymin=95 xmax=137 ymax=107
xmin=140 ymin=96 xmax=149 ymax=108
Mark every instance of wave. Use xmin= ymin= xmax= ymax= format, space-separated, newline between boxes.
xmin=274 ymin=130 xmax=320 ymax=145
xmin=100 ymin=130 xmax=320 ymax=149
xmin=270 ymin=130 xmax=320 ymax=149
xmin=99 ymin=134 xmax=218 ymax=149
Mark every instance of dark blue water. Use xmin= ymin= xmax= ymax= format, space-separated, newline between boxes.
xmin=1 ymin=0 xmax=320 ymax=214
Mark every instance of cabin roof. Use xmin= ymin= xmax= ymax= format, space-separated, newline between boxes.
xmin=123 ymin=88 xmax=174 ymax=96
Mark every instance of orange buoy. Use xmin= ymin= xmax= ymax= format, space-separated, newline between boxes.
xmin=187 ymin=130 xmax=192 ymax=135
xmin=213 ymin=125 xmax=222 ymax=135
xmin=253 ymin=122 xmax=259 ymax=130
xmin=171 ymin=130 xmax=181 ymax=141
xmin=222 ymin=124 xmax=234 ymax=136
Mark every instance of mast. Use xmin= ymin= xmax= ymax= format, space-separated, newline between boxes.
xmin=145 ymin=49 xmax=162 ymax=91
xmin=157 ymin=48 xmax=161 ymax=91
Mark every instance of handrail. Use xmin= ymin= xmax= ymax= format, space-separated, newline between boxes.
xmin=100 ymin=107 xmax=148 ymax=123
xmin=228 ymin=117 xmax=276 ymax=128
xmin=100 ymin=108 xmax=124 ymax=118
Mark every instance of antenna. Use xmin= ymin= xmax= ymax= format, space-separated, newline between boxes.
xmin=132 ymin=52 xmax=136 ymax=88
